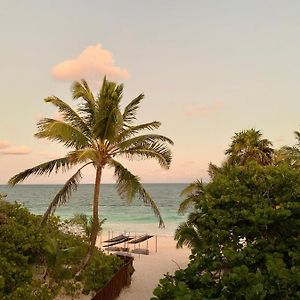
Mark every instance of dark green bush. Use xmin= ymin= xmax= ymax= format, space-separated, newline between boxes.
xmin=79 ymin=251 xmax=122 ymax=295
xmin=153 ymin=163 xmax=300 ymax=299
xmin=0 ymin=196 xmax=122 ymax=299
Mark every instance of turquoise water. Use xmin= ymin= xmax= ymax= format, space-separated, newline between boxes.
xmin=0 ymin=184 xmax=188 ymax=236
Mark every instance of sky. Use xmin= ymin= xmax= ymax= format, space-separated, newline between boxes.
xmin=1 ymin=0 xmax=300 ymax=184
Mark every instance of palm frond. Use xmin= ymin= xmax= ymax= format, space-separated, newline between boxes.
xmin=122 ymin=94 xmax=144 ymax=124
xmin=294 ymin=130 xmax=300 ymax=146
xmin=101 ymin=106 xmax=123 ymax=142
xmin=186 ymin=211 xmax=202 ymax=225
xmin=109 ymin=159 xmax=140 ymax=202
xmin=175 ymin=222 xmax=203 ymax=249
xmin=72 ymin=79 xmax=95 ymax=105
xmin=117 ymin=141 xmax=172 ymax=169
xmin=94 ymin=79 xmax=124 ymax=140
xmin=117 ymin=121 xmax=161 ymax=141
xmin=35 ymin=118 xmax=89 ymax=149
xmin=275 ymin=146 xmax=300 ymax=167
xmin=8 ymin=157 xmax=73 ymax=186
xmin=41 ymin=163 xmax=92 ymax=224
xmin=178 ymin=195 xmax=200 ymax=214
xmin=118 ymin=134 xmax=174 ymax=150
xmin=137 ymin=187 xmax=165 ymax=228
xmin=179 ymin=182 xmax=204 ymax=213
xmin=68 ymin=148 xmax=99 ymax=164
xmin=180 ymin=180 xmax=203 ymax=197
xmin=71 ymin=213 xmax=89 ymax=227
xmin=70 ymin=214 xmax=106 ymax=237
xmin=178 ymin=180 xmax=204 ymax=214
xmin=97 ymin=77 xmax=123 ymax=109
xmin=208 ymin=162 xmax=220 ymax=178
xmin=109 ymin=159 xmax=165 ymax=228
xmin=44 ymin=96 xmax=91 ymax=135
xmin=72 ymin=80 xmax=96 ymax=125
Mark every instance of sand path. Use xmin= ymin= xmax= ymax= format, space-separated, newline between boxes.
xmin=116 ymin=236 xmax=190 ymax=300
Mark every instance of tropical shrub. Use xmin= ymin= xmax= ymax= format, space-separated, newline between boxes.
xmin=0 ymin=197 xmax=122 ymax=299
xmin=153 ymin=163 xmax=300 ymax=299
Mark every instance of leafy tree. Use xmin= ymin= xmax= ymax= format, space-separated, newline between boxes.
xmin=225 ymin=129 xmax=274 ymax=166
xmin=154 ymin=163 xmax=300 ymax=299
xmin=8 ymin=77 xmax=173 ymax=268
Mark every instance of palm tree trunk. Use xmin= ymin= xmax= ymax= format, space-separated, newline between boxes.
xmin=77 ymin=165 xmax=102 ymax=272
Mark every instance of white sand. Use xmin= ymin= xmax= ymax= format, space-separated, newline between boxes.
xmin=57 ymin=232 xmax=189 ymax=300
xmin=112 ymin=235 xmax=190 ymax=300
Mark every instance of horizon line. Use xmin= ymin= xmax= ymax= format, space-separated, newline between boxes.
xmin=0 ymin=182 xmax=190 ymax=186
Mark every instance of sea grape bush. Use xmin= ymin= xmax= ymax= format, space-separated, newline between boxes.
xmin=0 ymin=197 xmax=122 ymax=299
xmin=153 ymin=163 xmax=300 ymax=299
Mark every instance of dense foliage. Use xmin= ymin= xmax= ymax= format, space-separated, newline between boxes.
xmin=153 ymin=162 xmax=300 ymax=299
xmin=0 ymin=196 xmax=121 ymax=299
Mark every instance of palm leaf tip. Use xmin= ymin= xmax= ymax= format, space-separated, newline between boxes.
xmin=123 ymin=94 xmax=145 ymax=124
xmin=110 ymin=159 xmax=165 ymax=228
xmin=137 ymin=186 xmax=165 ymax=228
xmin=8 ymin=157 xmax=73 ymax=187
xmin=8 ymin=174 xmax=21 ymax=187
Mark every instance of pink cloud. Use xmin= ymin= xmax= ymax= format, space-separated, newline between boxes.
xmin=0 ymin=140 xmax=10 ymax=149
xmin=185 ymin=100 xmax=224 ymax=117
xmin=51 ymin=44 xmax=129 ymax=83
xmin=1 ymin=146 xmax=31 ymax=155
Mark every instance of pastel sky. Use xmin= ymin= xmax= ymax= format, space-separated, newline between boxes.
xmin=1 ymin=0 xmax=300 ymax=184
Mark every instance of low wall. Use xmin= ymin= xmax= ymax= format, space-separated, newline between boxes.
xmin=92 ymin=255 xmax=134 ymax=300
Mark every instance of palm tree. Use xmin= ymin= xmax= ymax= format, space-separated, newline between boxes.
xmin=225 ymin=129 xmax=274 ymax=166
xmin=8 ymin=77 xmax=173 ymax=268
xmin=70 ymin=214 xmax=106 ymax=239
xmin=275 ymin=130 xmax=300 ymax=168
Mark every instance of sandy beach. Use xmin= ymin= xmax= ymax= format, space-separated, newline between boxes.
xmin=98 ymin=234 xmax=190 ymax=300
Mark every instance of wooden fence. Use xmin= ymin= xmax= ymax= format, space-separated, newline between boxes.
xmin=92 ymin=255 xmax=134 ymax=300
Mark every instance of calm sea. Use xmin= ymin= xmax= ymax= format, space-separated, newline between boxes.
xmin=0 ymin=184 xmax=188 ymax=236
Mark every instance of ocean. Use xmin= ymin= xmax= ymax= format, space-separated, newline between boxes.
xmin=0 ymin=184 xmax=188 ymax=236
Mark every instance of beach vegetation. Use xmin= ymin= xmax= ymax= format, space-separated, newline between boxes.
xmin=69 ymin=213 xmax=106 ymax=238
xmin=8 ymin=77 xmax=173 ymax=269
xmin=0 ymin=197 xmax=122 ymax=299
xmin=153 ymin=130 xmax=300 ymax=299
